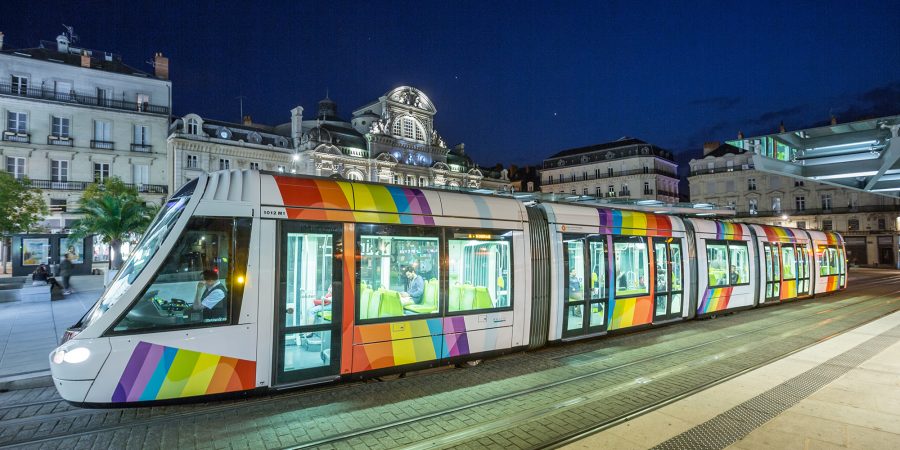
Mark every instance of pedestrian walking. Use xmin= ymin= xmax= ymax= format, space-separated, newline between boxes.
xmin=60 ymin=252 xmax=74 ymax=295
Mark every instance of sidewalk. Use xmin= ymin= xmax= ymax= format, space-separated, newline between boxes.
xmin=0 ymin=275 xmax=103 ymax=384
xmin=566 ymin=310 xmax=900 ymax=449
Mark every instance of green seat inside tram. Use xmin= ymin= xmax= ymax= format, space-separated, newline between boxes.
xmin=405 ymin=278 xmax=439 ymax=314
xmin=366 ymin=290 xmax=383 ymax=319
xmin=448 ymin=285 xmax=461 ymax=311
xmin=473 ymin=287 xmax=494 ymax=309
xmin=378 ymin=290 xmax=404 ymax=317
xmin=358 ymin=287 xmax=372 ymax=319
xmin=460 ymin=285 xmax=477 ymax=310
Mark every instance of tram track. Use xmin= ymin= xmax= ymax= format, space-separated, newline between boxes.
xmin=292 ymin=290 xmax=900 ymax=449
xmin=1 ymin=278 xmax=897 ymax=449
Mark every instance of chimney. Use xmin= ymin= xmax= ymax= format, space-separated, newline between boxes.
xmin=154 ymin=52 xmax=169 ymax=80
xmin=80 ymin=51 xmax=91 ymax=68
xmin=737 ymin=130 xmax=744 ymax=139
xmin=703 ymin=141 xmax=721 ymax=156
xmin=0 ymin=32 xmax=4 ymax=51
xmin=778 ymin=121 xmax=786 ymax=133
xmin=243 ymin=115 xmax=252 ymax=126
xmin=830 ymin=115 xmax=837 ymax=125
xmin=291 ymin=106 xmax=304 ymax=146
xmin=56 ymin=33 xmax=70 ymax=53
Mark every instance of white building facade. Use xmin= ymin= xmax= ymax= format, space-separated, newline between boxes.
xmin=540 ymin=137 xmax=680 ymax=202
xmin=689 ymin=142 xmax=900 ymax=267
xmin=168 ymin=86 xmax=498 ymax=192
xmin=0 ymin=31 xmax=171 ymax=231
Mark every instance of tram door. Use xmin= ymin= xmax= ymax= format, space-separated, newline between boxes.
xmin=653 ymin=239 xmax=683 ymax=321
xmin=763 ymin=243 xmax=781 ymax=301
xmin=274 ymin=221 xmax=343 ymax=385
xmin=562 ymin=235 xmax=608 ymax=338
xmin=796 ymin=244 xmax=811 ymax=296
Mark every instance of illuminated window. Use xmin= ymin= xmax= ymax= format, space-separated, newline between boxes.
xmin=111 ymin=217 xmax=251 ymax=333
xmin=358 ymin=227 xmax=440 ymax=320
xmin=781 ymin=246 xmax=796 ymax=280
xmin=613 ymin=236 xmax=648 ymax=297
xmin=392 ymin=116 xmax=426 ymax=141
xmin=819 ymin=246 xmax=841 ymax=276
xmin=706 ymin=241 xmax=749 ymax=287
xmin=448 ymin=232 xmax=512 ymax=312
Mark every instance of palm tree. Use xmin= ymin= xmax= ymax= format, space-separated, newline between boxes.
xmin=69 ymin=179 xmax=157 ymax=270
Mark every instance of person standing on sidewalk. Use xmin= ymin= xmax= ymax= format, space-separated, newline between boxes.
xmin=59 ymin=252 xmax=74 ymax=295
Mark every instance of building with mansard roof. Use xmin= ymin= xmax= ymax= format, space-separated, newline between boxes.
xmin=539 ymin=137 xmax=680 ymax=202
xmin=168 ymin=86 xmax=504 ymax=192
xmin=0 ymin=29 xmax=171 ymax=232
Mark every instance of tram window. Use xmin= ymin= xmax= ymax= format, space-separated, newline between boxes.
xmin=819 ymin=246 xmax=840 ymax=276
xmin=654 ymin=242 xmax=668 ymax=291
xmin=565 ymin=239 xmax=585 ymax=302
xmin=728 ymin=243 xmax=750 ymax=285
xmin=706 ymin=242 xmax=729 ymax=287
xmin=670 ymin=244 xmax=683 ymax=292
xmin=706 ymin=240 xmax=749 ymax=287
xmin=285 ymin=233 xmax=334 ymax=327
xmin=82 ymin=195 xmax=190 ymax=330
xmin=588 ymin=240 xmax=606 ymax=299
xmin=111 ymin=217 xmax=251 ymax=333
xmin=613 ymin=236 xmax=649 ymax=297
xmin=781 ymin=246 xmax=797 ymax=280
xmin=358 ymin=231 xmax=440 ymax=319
xmin=448 ymin=234 xmax=512 ymax=312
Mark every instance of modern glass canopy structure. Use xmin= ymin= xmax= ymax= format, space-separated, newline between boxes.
xmin=728 ymin=114 xmax=900 ymax=198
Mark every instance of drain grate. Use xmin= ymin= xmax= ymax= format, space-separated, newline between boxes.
xmin=652 ymin=324 xmax=900 ymax=450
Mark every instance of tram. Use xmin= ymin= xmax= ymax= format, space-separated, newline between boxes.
xmin=49 ymin=170 xmax=847 ymax=406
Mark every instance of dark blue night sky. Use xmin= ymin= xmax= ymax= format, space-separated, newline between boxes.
xmin=4 ymin=0 xmax=900 ymax=167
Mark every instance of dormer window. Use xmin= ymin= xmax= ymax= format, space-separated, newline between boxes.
xmin=186 ymin=118 xmax=199 ymax=135
xmin=217 ymin=127 xmax=231 ymax=140
xmin=248 ymin=132 xmax=262 ymax=144
xmin=392 ymin=116 xmax=425 ymax=141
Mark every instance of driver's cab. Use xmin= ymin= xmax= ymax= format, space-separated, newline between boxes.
xmin=111 ymin=216 xmax=250 ymax=333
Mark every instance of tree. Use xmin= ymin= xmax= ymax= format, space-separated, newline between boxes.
xmin=69 ymin=178 xmax=157 ymax=270
xmin=0 ymin=172 xmax=48 ymax=236
xmin=0 ymin=173 xmax=48 ymax=273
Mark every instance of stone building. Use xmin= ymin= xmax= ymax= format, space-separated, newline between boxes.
xmin=689 ymin=142 xmax=900 ymax=267
xmin=0 ymin=29 xmax=171 ymax=231
xmin=540 ymin=137 xmax=680 ymax=202
xmin=168 ymin=86 xmax=494 ymax=191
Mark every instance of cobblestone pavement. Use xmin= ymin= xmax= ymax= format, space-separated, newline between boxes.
xmin=1 ymin=269 xmax=899 ymax=450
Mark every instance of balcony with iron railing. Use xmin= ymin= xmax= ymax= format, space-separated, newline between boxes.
xmin=733 ymin=204 xmax=900 ymax=218
xmin=2 ymin=131 xmax=30 ymax=143
xmin=20 ymin=178 xmax=168 ymax=194
xmin=130 ymin=143 xmax=153 ymax=152
xmin=0 ymin=81 xmax=169 ymax=115
xmin=543 ymin=168 xmax=678 ymax=186
xmin=689 ymin=164 xmax=755 ymax=176
xmin=91 ymin=140 xmax=114 ymax=150
xmin=48 ymin=135 xmax=73 ymax=146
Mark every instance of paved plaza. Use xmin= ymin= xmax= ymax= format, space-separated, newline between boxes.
xmin=0 ymin=275 xmax=102 ymax=384
xmin=0 ymin=269 xmax=898 ymax=449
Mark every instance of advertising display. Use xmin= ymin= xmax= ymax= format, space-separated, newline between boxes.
xmin=22 ymin=238 xmax=50 ymax=266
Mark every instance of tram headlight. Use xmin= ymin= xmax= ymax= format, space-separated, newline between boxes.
xmin=55 ymin=347 xmax=91 ymax=364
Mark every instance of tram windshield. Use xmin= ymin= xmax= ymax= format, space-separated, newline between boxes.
xmin=80 ymin=180 xmax=196 ymax=330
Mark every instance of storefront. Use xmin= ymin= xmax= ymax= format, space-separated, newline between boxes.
xmin=11 ymin=234 xmax=94 ymax=277
xmin=876 ymin=235 xmax=896 ymax=267
xmin=843 ymin=236 xmax=868 ymax=267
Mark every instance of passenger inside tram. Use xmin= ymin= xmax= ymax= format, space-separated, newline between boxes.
xmin=614 ymin=237 xmax=648 ymax=296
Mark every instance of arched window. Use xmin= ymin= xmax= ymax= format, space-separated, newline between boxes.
xmin=186 ymin=118 xmax=199 ymax=135
xmin=392 ymin=116 xmax=426 ymax=141
xmin=346 ymin=170 xmax=364 ymax=181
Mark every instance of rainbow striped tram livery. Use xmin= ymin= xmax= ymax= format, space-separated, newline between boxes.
xmin=49 ymin=171 xmax=847 ymax=406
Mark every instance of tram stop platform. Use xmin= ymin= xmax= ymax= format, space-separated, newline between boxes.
xmin=0 ymin=275 xmax=101 ymax=389
xmin=567 ymin=309 xmax=900 ymax=449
